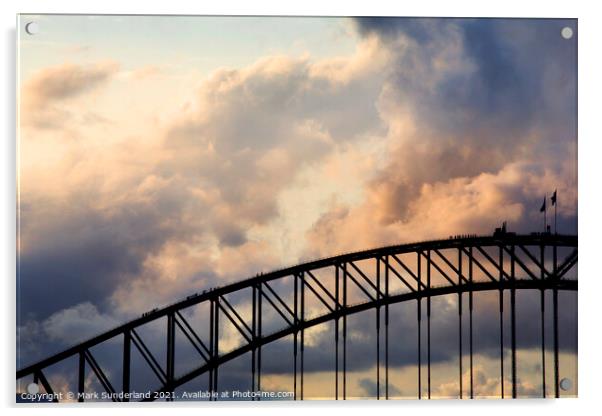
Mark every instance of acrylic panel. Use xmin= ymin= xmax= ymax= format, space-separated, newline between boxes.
xmin=16 ymin=15 xmax=577 ymax=402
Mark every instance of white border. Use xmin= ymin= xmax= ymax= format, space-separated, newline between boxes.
xmin=2 ymin=1 xmax=601 ymax=415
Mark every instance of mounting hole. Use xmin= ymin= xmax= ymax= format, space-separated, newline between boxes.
xmin=559 ymin=378 xmax=572 ymax=391
xmin=25 ymin=21 xmax=39 ymax=35
xmin=26 ymin=382 xmax=39 ymax=394
xmin=561 ymin=27 xmax=573 ymax=40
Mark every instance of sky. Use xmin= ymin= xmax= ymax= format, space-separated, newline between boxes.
xmin=17 ymin=15 xmax=577 ymax=399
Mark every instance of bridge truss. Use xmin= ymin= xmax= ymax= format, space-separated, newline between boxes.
xmin=16 ymin=234 xmax=577 ymax=401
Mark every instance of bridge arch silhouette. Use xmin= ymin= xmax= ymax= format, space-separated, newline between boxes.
xmin=17 ymin=233 xmax=577 ymax=401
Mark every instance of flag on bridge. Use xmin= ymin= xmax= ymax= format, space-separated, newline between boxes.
xmin=540 ymin=197 xmax=546 ymax=212
xmin=551 ymin=189 xmax=558 ymax=234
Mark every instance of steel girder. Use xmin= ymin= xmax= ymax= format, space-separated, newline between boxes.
xmin=17 ymin=234 xmax=577 ymax=401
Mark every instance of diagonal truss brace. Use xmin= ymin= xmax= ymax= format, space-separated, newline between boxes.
xmin=83 ymin=349 xmax=119 ymax=401
xmin=173 ymin=311 xmax=211 ymax=362
xmin=130 ymin=328 xmax=167 ymax=385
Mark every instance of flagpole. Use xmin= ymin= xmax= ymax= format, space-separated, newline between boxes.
xmin=543 ymin=194 xmax=548 ymax=233
xmin=555 ymin=193 xmax=557 ymax=235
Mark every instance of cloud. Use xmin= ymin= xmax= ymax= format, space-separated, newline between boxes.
xmin=24 ymin=61 xmax=118 ymax=103
xmin=303 ymin=18 xmax=577 ymax=257
xmin=18 ymin=180 xmax=205 ymax=319
xmin=18 ymin=302 xmax=119 ymax=366
xmin=43 ymin=302 xmax=119 ymax=345
xmin=358 ymin=377 xmax=401 ymax=397
xmin=20 ymin=61 xmax=119 ymax=129
xmin=434 ymin=365 xmax=540 ymax=398
xmin=354 ymin=18 xmax=576 ymax=141
xmin=17 ymin=38 xmax=388 ymax=328
xmin=17 ymin=18 xmax=577 ymax=393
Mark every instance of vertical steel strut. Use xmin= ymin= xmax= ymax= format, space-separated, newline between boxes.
xmin=553 ymin=244 xmax=559 ymax=398
xmin=335 ymin=264 xmax=339 ymax=400
xmin=385 ymin=255 xmax=390 ymax=400
xmin=78 ymin=351 xmax=85 ymax=402
xmin=540 ymin=244 xmax=546 ymax=398
xmin=209 ymin=298 xmax=214 ymax=399
xmin=499 ymin=245 xmax=505 ymax=399
xmin=166 ymin=312 xmax=175 ymax=401
xmin=458 ymin=248 xmax=463 ymax=399
xmin=343 ymin=263 xmax=347 ymax=400
xmin=213 ymin=298 xmax=219 ymax=400
xmin=257 ymin=283 xmax=263 ymax=400
xmin=511 ymin=245 xmax=517 ymax=398
xmin=252 ymin=284 xmax=256 ymax=400
xmin=376 ymin=257 xmax=381 ymax=400
xmin=427 ymin=250 xmax=431 ymax=399
xmin=122 ymin=330 xmax=131 ymax=401
xmin=417 ymin=251 xmax=422 ymax=400
xmin=469 ymin=246 xmax=474 ymax=399
xmin=294 ymin=273 xmax=298 ymax=400
xmin=300 ymin=271 xmax=304 ymax=400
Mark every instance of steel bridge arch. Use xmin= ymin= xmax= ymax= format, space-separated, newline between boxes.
xmin=17 ymin=234 xmax=577 ymax=401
